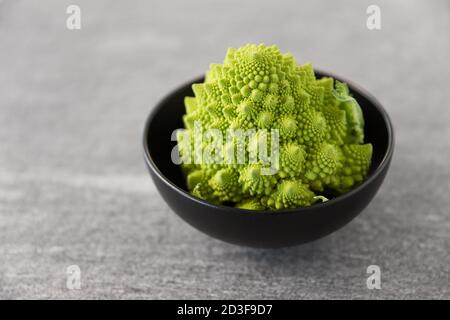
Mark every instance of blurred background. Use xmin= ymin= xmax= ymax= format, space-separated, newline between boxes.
xmin=0 ymin=0 xmax=448 ymax=299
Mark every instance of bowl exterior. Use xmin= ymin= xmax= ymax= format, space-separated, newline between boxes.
xmin=145 ymin=154 xmax=391 ymax=248
xmin=144 ymin=71 xmax=394 ymax=248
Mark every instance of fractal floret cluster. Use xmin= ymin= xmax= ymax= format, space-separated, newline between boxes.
xmin=177 ymin=44 xmax=372 ymax=210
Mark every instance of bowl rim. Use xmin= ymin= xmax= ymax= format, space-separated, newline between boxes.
xmin=143 ymin=69 xmax=394 ymax=215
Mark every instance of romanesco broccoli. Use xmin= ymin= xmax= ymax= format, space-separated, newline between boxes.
xmin=177 ymin=44 xmax=372 ymax=210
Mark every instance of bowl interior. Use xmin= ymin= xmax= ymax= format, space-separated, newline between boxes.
xmin=145 ymin=71 xmax=391 ymax=205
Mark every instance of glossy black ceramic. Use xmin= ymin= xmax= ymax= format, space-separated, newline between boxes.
xmin=143 ymin=71 xmax=394 ymax=248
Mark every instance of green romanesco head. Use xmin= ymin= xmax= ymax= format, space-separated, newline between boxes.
xmin=177 ymin=44 xmax=372 ymax=210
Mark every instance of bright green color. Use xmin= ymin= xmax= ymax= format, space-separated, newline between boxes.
xmin=177 ymin=44 xmax=372 ymax=210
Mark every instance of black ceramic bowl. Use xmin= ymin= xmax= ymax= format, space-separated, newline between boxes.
xmin=143 ymin=70 xmax=394 ymax=248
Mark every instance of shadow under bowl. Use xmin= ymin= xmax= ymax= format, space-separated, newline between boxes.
xmin=143 ymin=70 xmax=394 ymax=248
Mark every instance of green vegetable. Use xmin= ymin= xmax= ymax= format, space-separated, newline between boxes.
xmin=177 ymin=44 xmax=372 ymax=210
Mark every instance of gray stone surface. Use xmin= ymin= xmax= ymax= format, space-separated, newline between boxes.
xmin=0 ymin=0 xmax=449 ymax=299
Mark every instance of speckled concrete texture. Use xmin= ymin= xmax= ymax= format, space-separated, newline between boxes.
xmin=0 ymin=0 xmax=448 ymax=299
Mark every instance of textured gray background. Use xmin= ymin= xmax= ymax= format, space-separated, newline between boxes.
xmin=0 ymin=0 xmax=449 ymax=299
